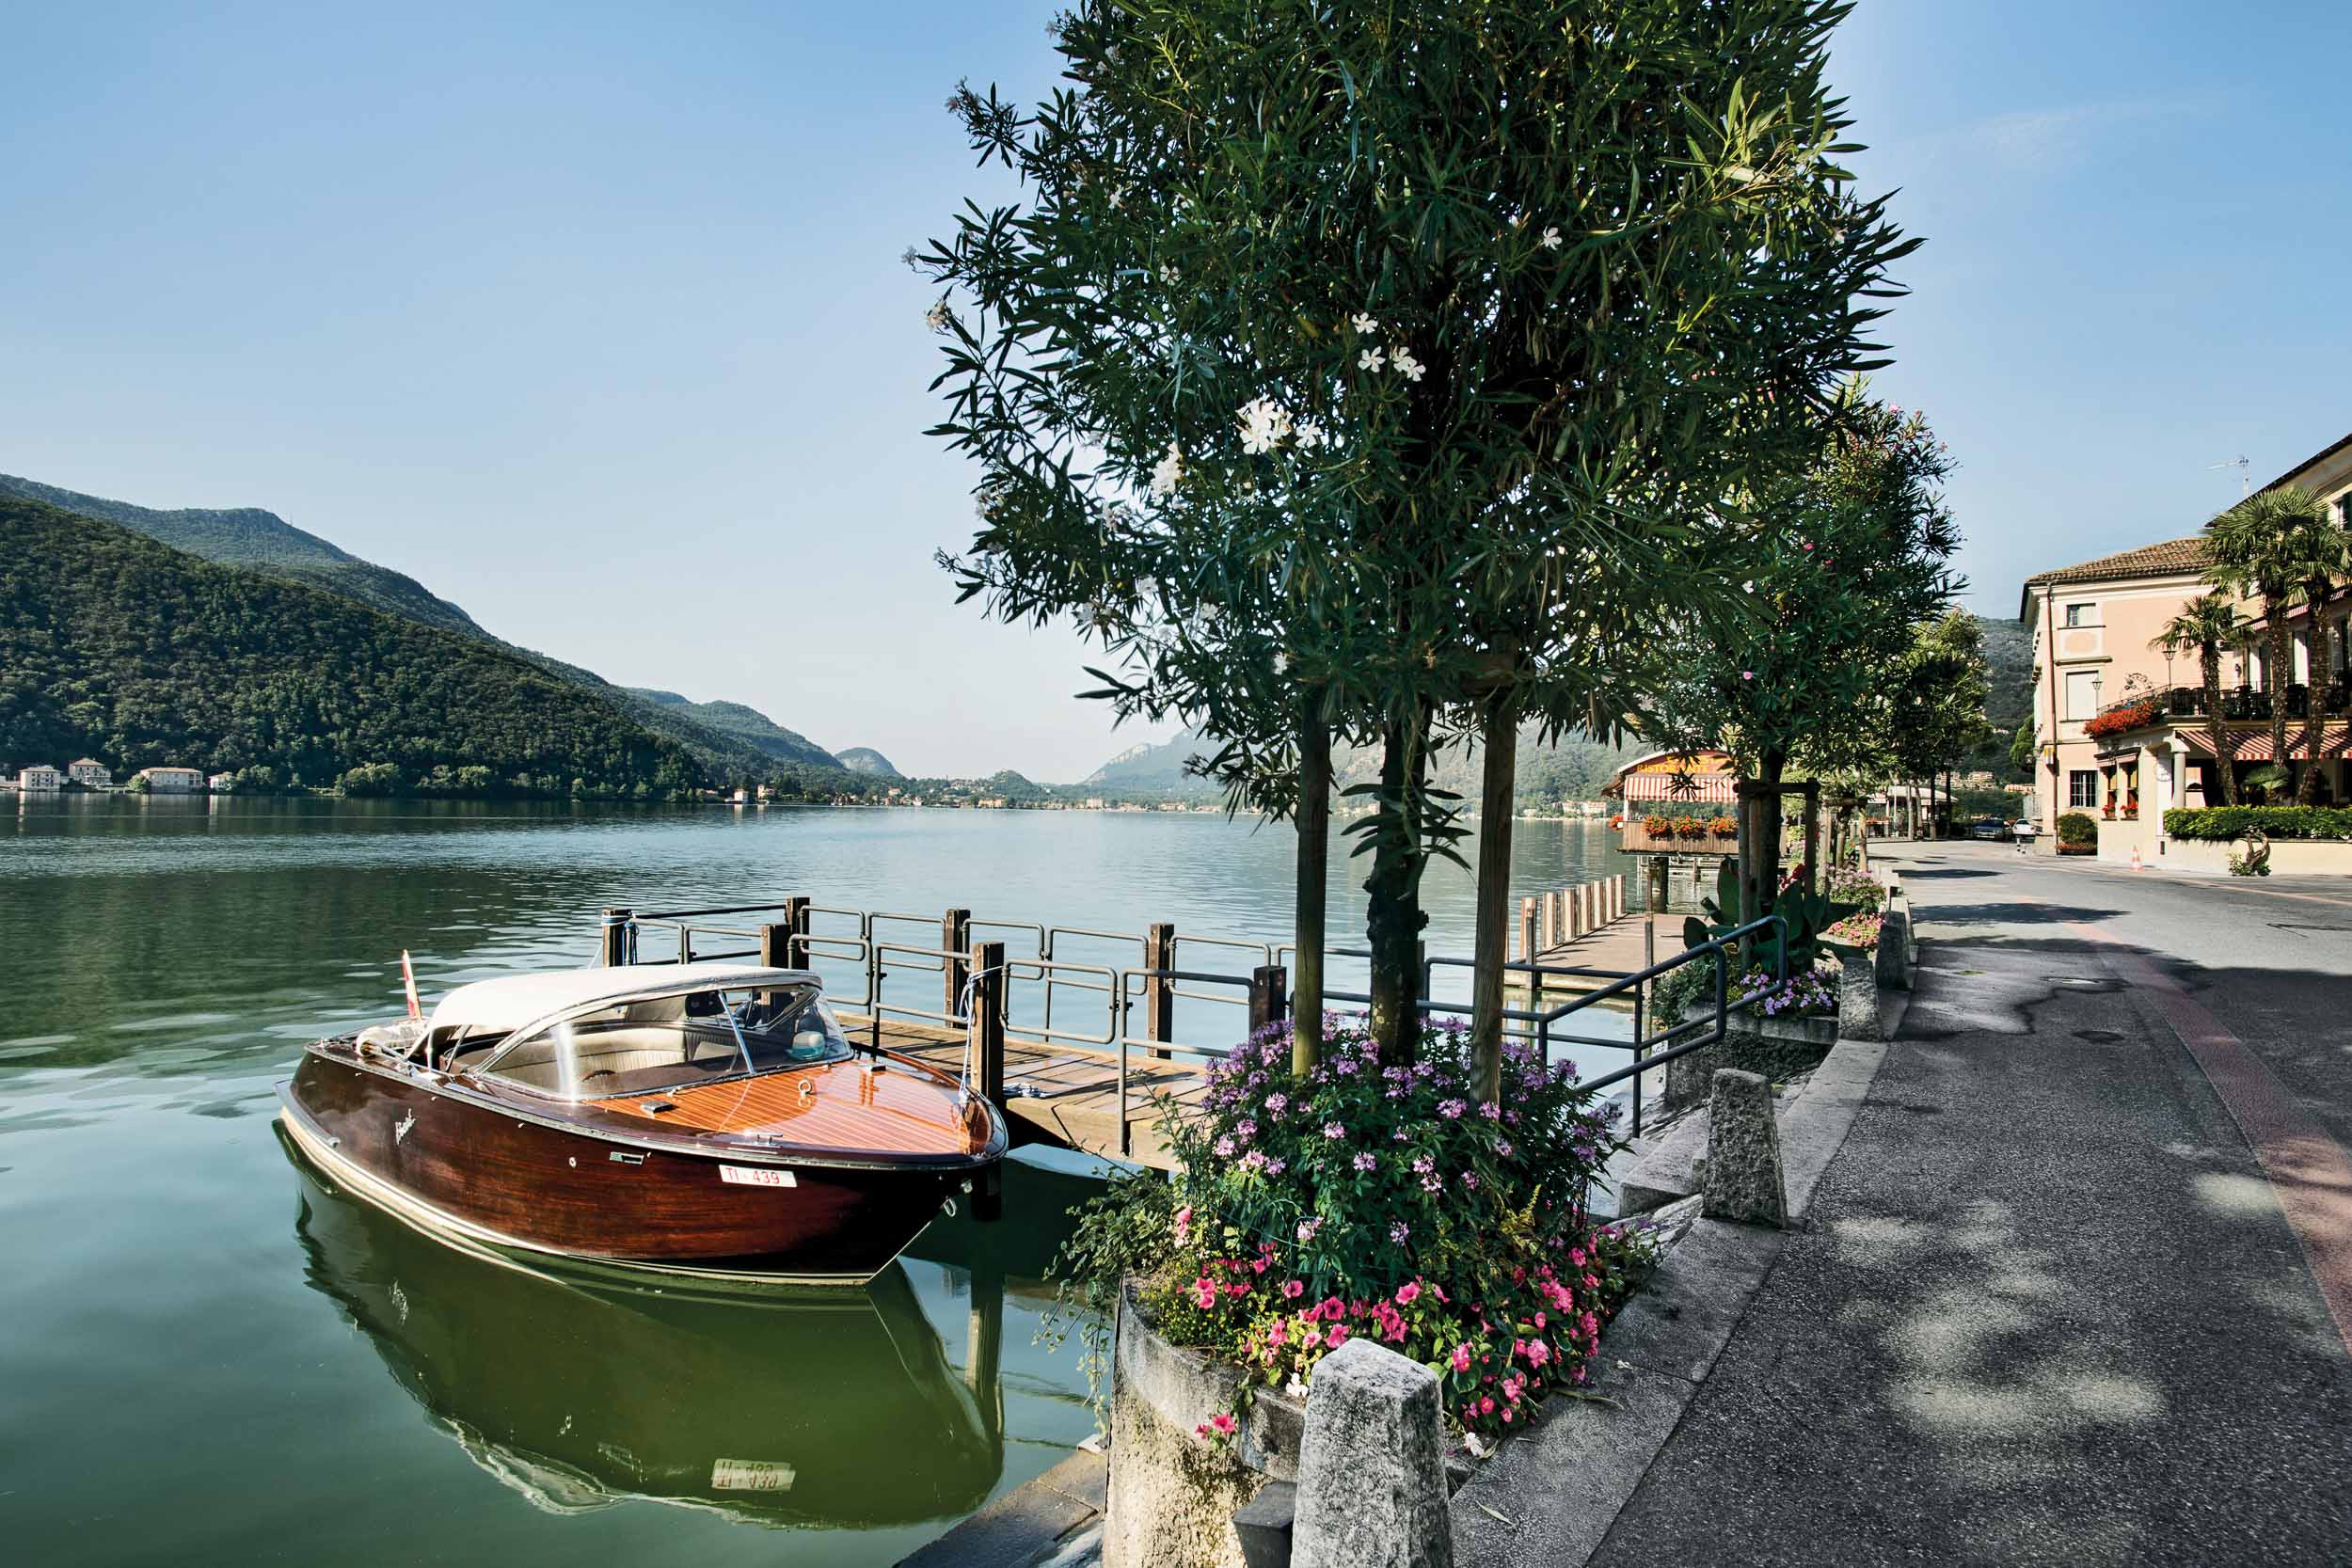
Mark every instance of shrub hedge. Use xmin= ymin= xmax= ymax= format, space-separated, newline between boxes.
xmin=2163 ymin=806 xmax=2352 ymax=841
xmin=2056 ymin=811 xmax=2098 ymax=847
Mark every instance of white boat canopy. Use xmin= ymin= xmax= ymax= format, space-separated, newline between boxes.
xmin=426 ymin=963 xmax=818 ymax=1042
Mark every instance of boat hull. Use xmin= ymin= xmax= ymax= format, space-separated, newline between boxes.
xmin=283 ymin=1052 xmax=982 ymax=1284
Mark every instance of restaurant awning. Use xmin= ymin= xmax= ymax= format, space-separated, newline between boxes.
xmin=2174 ymin=723 xmax=2350 ymax=762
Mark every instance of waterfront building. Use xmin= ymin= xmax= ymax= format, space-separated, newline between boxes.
xmin=134 ymin=766 xmax=208 ymax=793
xmin=2020 ymin=427 xmax=2352 ymax=870
xmin=68 ymin=758 xmax=111 ymax=788
xmin=18 ymin=765 xmax=64 ymax=792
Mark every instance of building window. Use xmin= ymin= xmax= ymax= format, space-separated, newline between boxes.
xmin=2064 ymin=669 xmax=2103 ymax=719
xmin=2069 ymin=771 xmax=2099 ymax=810
xmin=2062 ymin=601 xmax=2098 ymax=627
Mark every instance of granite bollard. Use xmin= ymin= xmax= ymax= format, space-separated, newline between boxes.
xmin=1838 ymin=952 xmax=1883 ymax=1041
xmin=1876 ymin=898 xmax=1912 ymax=991
xmin=1701 ymin=1069 xmax=1787 ymax=1227
xmin=1289 ymin=1338 xmax=1452 ymax=1568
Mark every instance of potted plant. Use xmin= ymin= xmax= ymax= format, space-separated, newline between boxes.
xmin=2056 ymin=811 xmax=2098 ymax=855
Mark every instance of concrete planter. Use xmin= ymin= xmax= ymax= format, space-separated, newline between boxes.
xmin=1662 ymin=1006 xmax=1838 ymax=1110
xmin=1105 ymin=1280 xmax=1305 ymax=1568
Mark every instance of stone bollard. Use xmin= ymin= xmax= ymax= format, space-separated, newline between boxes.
xmin=1875 ymin=900 xmax=1911 ymax=991
xmin=1838 ymin=952 xmax=1883 ymax=1042
xmin=1290 ymin=1338 xmax=1452 ymax=1568
xmin=1701 ymin=1069 xmax=1787 ymax=1227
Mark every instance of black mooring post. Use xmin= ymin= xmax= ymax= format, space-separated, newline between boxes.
xmin=600 ymin=907 xmax=633 ymax=968
xmin=1248 ymin=963 xmax=1290 ymax=1035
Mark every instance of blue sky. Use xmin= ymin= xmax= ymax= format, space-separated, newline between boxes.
xmin=5 ymin=2 xmax=2348 ymax=779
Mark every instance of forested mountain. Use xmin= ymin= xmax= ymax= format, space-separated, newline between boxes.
xmin=0 ymin=473 xmax=485 ymax=637
xmin=1082 ymin=727 xmax=1641 ymax=806
xmin=627 ymin=689 xmax=838 ymax=770
xmin=9 ymin=470 xmax=855 ymax=784
xmin=835 ymin=747 xmax=901 ymax=777
xmin=1976 ymin=613 xmax=2034 ymax=772
xmin=0 ymin=496 xmax=704 ymax=798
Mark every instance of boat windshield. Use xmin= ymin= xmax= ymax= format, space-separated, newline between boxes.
xmin=461 ymin=985 xmax=853 ymax=1101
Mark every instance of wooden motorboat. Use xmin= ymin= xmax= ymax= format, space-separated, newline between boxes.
xmin=280 ymin=962 xmax=1007 ymax=1284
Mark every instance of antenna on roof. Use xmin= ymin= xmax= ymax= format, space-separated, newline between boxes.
xmin=2208 ymin=455 xmax=2250 ymax=498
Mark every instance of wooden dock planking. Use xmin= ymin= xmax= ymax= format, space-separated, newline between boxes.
xmin=835 ymin=1012 xmax=1204 ymax=1171
xmin=1513 ymin=911 xmax=1663 ymax=996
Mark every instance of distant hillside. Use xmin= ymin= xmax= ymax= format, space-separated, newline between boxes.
xmin=0 ymin=496 xmax=703 ymax=798
xmin=835 ymin=747 xmax=901 ymax=778
xmin=9 ymin=471 xmax=854 ymax=786
xmin=0 ymin=473 xmax=485 ymax=638
xmin=1083 ymin=726 xmax=1640 ymax=805
xmin=1976 ymin=613 xmax=2034 ymax=772
xmin=980 ymin=769 xmax=1050 ymax=800
xmin=627 ymin=689 xmax=839 ymax=770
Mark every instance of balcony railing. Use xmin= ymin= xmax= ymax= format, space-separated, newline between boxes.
xmin=2117 ymin=681 xmax=2352 ymax=723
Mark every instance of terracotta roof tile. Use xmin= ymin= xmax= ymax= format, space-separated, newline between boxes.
xmin=2024 ymin=536 xmax=2208 ymax=588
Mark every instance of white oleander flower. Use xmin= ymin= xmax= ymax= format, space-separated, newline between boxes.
xmin=1108 ymin=186 xmax=1126 ymax=210
xmin=1160 ymin=264 xmax=1179 ymax=286
xmin=1149 ymin=441 xmax=1184 ymax=498
xmin=1295 ymin=419 xmax=1326 ymax=449
xmin=1350 ymin=311 xmax=1378 ymax=334
xmin=1359 ymin=347 xmax=1386 ymax=372
xmin=1541 ymin=225 xmax=1563 ymax=250
xmin=1391 ymin=346 xmax=1425 ymax=382
xmin=925 ymin=300 xmax=951 ymax=332
xmin=1236 ymin=395 xmax=1293 ymax=454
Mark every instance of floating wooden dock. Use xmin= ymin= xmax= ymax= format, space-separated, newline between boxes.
xmin=837 ymin=1011 xmax=1206 ymax=1172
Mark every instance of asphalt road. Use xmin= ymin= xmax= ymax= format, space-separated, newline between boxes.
xmin=1587 ymin=843 xmax=2352 ymax=1567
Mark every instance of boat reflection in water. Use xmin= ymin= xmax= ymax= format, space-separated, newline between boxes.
xmin=280 ymin=1125 xmax=1004 ymax=1528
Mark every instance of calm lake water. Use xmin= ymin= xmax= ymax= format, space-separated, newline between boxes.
xmin=0 ymin=797 xmax=1646 ymax=1567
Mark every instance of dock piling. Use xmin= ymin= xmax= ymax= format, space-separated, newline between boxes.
xmin=1144 ymin=922 xmax=1176 ymax=1058
xmin=1249 ymin=963 xmax=1289 ymax=1035
xmin=599 ymin=907 xmax=633 ymax=968
xmin=971 ymin=939 xmax=1006 ymax=1110
xmin=943 ymin=908 xmax=972 ymax=1019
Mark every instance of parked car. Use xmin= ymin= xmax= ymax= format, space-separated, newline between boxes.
xmin=2010 ymin=818 xmax=2037 ymax=842
xmin=1967 ymin=817 xmax=2009 ymax=841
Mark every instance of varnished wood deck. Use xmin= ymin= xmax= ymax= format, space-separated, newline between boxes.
xmin=838 ymin=1012 xmax=1207 ymax=1171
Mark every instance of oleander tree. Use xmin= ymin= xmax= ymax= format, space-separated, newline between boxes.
xmin=918 ymin=0 xmax=1919 ymax=1072
xmin=1642 ymin=390 xmax=1960 ymax=911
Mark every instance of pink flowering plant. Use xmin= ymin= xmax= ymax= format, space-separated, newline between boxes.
xmin=1740 ymin=962 xmax=1839 ymax=1020
xmin=1132 ymin=1012 xmax=1658 ymax=1441
xmin=1822 ymin=911 xmax=1881 ymax=953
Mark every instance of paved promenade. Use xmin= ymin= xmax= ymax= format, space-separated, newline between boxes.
xmin=1588 ymin=844 xmax=2352 ymax=1566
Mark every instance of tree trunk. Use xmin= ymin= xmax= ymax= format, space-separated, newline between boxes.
xmin=1292 ymin=689 xmax=1330 ymax=1076
xmin=2297 ymin=590 xmax=2328 ymax=805
xmin=1364 ymin=705 xmax=1425 ymax=1068
xmin=2268 ymin=604 xmax=2292 ymax=796
xmin=1469 ymin=695 xmax=1518 ymax=1103
xmin=2205 ymin=649 xmax=2234 ymax=805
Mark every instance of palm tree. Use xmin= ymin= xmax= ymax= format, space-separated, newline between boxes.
xmin=2155 ymin=594 xmax=2249 ymax=806
xmin=2282 ymin=499 xmax=2352 ymax=802
xmin=2206 ymin=484 xmax=2333 ymax=797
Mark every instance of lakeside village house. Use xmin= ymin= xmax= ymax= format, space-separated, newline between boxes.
xmin=8 ymin=762 xmax=205 ymax=793
xmin=2021 ymin=427 xmax=2352 ymax=874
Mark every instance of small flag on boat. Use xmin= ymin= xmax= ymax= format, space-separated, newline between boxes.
xmin=402 ymin=950 xmax=421 ymax=1020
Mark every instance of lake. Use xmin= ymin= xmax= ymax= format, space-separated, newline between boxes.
xmin=0 ymin=796 xmax=1649 ymax=1567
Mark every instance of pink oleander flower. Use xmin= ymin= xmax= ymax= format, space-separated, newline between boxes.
xmin=1173 ymin=1206 xmax=1192 ymax=1246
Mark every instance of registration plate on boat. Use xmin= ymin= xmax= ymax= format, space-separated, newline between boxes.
xmin=711 ymin=1458 xmax=796 ymax=1491
xmin=718 ymin=1164 xmax=797 ymax=1188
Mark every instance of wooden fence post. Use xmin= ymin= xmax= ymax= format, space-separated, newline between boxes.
xmin=1518 ymin=896 xmax=1538 ymax=962
xmin=944 ymin=908 xmax=972 ymax=1020
xmin=1145 ymin=922 xmax=1176 ymax=1057
xmin=971 ymin=939 xmax=1006 ymax=1109
xmin=1249 ymin=964 xmax=1289 ymax=1035
xmin=600 ymin=908 xmax=632 ymax=968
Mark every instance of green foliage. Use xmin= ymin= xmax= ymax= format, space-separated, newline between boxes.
xmin=2056 ymin=811 xmax=2098 ymax=847
xmin=2007 ymin=720 xmax=2036 ymax=777
xmin=1682 ymin=859 xmax=1846 ymax=974
xmin=1884 ymin=610 xmax=1996 ymax=780
xmin=2163 ymin=806 xmax=2352 ymax=842
xmin=0 ymin=497 xmax=707 ymax=799
xmin=1036 ymin=1171 xmax=1178 ymax=1417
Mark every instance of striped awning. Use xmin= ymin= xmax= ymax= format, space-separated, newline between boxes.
xmin=1616 ymin=772 xmax=1740 ymax=803
xmin=2176 ymin=723 xmax=2349 ymax=762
